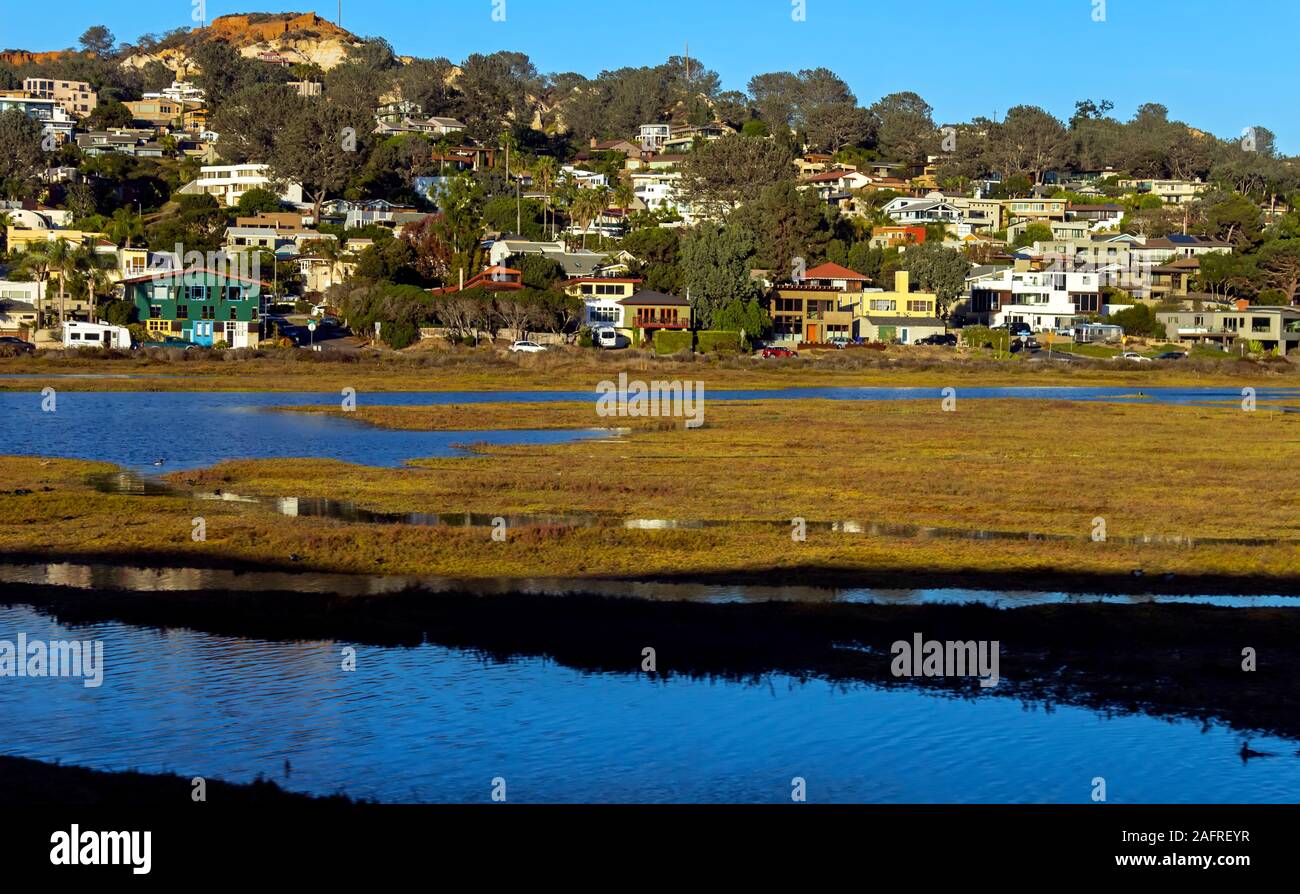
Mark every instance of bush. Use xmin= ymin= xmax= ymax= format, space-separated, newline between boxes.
xmin=695 ymin=330 xmax=744 ymax=354
xmin=381 ymin=320 xmax=419 ymax=350
xmin=1109 ymin=303 xmax=1165 ymax=338
xmin=960 ymin=325 xmax=1008 ymax=351
xmin=577 ymin=326 xmax=593 ymax=348
xmin=653 ymin=330 xmax=693 ymax=355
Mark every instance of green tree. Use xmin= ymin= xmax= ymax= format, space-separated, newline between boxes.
xmin=1255 ymin=238 xmax=1300 ymax=304
xmin=1109 ymin=302 xmax=1165 ymax=338
xmin=731 ymin=180 xmax=835 ymax=275
xmin=713 ymin=298 xmax=771 ymax=341
xmin=680 ymin=133 xmax=794 ymax=214
xmin=901 ymin=242 xmax=970 ymax=316
xmin=870 ymin=91 xmax=936 ymax=165
xmin=1012 ymin=222 xmax=1054 ymax=248
xmin=236 ymin=187 xmax=283 ymax=216
xmin=78 ymin=25 xmax=116 ymax=58
xmin=680 ymin=223 xmax=761 ymax=328
xmin=0 ymin=109 xmax=45 ymax=199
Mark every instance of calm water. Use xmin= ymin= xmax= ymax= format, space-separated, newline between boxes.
xmin=0 ymin=604 xmax=1296 ymax=803
xmin=4 ymin=387 xmax=1297 ymax=471
xmin=4 ymin=391 xmax=619 ymax=471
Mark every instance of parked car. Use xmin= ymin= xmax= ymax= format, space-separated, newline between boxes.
xmin=827 ymin=336 xmax=851 ymax=349
xmin=760 ymin=346 xmax=798 ymax=359
xmin=594 ymin=328 xmax=623 ymax=349
xmin=1113 ymin=351 xmax=1152 ymax=362
xmin=1009 ymin=323 xmax=1033 ymax=338
xmin=0 ymin=336 xmax=35 ymax=354
xmin=147 ymin=336 xmax=196 ymax=350
xmin=509 ymin=340 xmax=547 ymax=353
xmin=917 ymin=333 xmax=957 ymax=346
xmin=1154 ymin=351 xmax=1187 ymax=361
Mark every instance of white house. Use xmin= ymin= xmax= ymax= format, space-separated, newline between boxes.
xmin=0 ymin=298 xmax=39 ymax=337
xmin=178 ymin=164 xmax=304 ymax=208
xmin=62 ymin=320 xmax=132 ymax=349
xmin=561 ymin=165 xmax=608 ymax=189
xmin=882 ymin=197 xmax=964 ymax=225
xmin=968 ymin=263 xmax=1104 ymax=331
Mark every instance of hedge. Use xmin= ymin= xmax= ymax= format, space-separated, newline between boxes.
xmin=653 ymin=330 xmax=693 ymax=355
xmin=695 ymin=330 xmax=744 ymax=354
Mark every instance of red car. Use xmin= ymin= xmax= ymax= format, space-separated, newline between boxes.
xmin=761 ymin=346 xmax=798 ymax=359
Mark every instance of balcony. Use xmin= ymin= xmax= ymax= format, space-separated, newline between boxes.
xmin=632 ymin=314 xmax=688 ymax=329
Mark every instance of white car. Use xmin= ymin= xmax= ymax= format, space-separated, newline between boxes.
xmin=594 ymin=328 xmax=622 ymax=349
xmin=509 ymin=340 xmax=547 ymax=353
xmin=1113 ymin=351 xmax=1152 ymax=362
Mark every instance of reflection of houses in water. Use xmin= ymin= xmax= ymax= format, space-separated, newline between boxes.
xmin=44 ymin=562 xmax=92 ymax=589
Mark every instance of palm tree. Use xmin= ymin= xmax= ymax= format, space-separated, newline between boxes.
xmin=71 ymin=244 xmax=117 ymax=322
xmin=16 ymin=240 xmax=60 ymax=328
xmin=47 ymin=238 xmax=79 ymax=325
xmin=613 ymin=178 xmax=635 ymax=227
xmin=532 ymin=155 xmax=558 ymax=239
xmin=107 ymin=208 xmax=144 ymax=248
xmin=572 ymin=188 xmax=607 ymax=250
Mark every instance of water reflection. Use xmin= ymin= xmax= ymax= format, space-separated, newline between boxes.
xmin=88 ymin=471 xmax=1296 ymax=549
xmin=1 ymin=560 xmax=1295 ymax=608
xmin=1 ymin=604 xmax=1298 ymax=803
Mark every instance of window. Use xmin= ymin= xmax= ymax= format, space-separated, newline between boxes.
xmin=230 ymin=307 xmax=239 ymax=320
xmin=201 ymin=305 xmax=215 ymax=320
xmin=869 ymin=299 xmax=896 ymax=312
xmin=1252 ymin=317 xmax=1271 ymax=333
xmin=176 ymin=305 xmax=188 ymax=319
xmin=907 ymin=300 xmax=931 ymax=313
xmin=227 ymin=286 xmax=241 ymax=302
xmin=149 ymin=305 xmax=162 ymax=319
xmin=187 ymin=285 xmax=207 ymax=302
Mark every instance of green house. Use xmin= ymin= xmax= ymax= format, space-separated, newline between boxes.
xmin=124 ymin=267 xmax=268 ymax=348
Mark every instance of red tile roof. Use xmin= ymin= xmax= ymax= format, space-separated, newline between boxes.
xmin=802 ymin=262 xmax=868 ymax=281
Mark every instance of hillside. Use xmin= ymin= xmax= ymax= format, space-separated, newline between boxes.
xmin=121 ymin=11 xmax=364 ymax=73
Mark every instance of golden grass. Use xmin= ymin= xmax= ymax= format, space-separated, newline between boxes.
xmin=2 ymin=397 xmax=1297 ymax=583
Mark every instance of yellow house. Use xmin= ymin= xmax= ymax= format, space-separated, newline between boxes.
xmin=6 ymin=227 xmax=104 ymax=253
xmin=767 ymin=284 xmax=854 ymax=344
xmin=1001 ymin=198 xmax=1067 ymax=223
xmin=846 ymin=271 xmax=946 ymax=344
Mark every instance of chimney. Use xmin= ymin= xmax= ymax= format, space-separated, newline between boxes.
xmin=894 ymin=270 xmax=910 ymax=293
xmin=1236 ymin=299 xmax=1250 ymax=311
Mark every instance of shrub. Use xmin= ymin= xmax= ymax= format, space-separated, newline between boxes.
xmin=1109 ymin=303 xmax=1166 ymax=338
xmin=381 ymin=320 xmax=419 ymax=350
xmin=577 ymin=326 xmax=593 ymax=348
xmin=653 ymin=330 xmax=693 ymax=355
xmin=695 ymin=330 xmax=744 ymax=354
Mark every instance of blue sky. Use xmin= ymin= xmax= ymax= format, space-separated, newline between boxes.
xmin=2 ymin=0 xmax=1293 ymax=151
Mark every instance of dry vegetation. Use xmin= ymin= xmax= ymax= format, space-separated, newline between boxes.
xmin=1 ymin=344 xmax=1295 ymax=392
xmin=1 ymin=398 xmax=1297 ymax=587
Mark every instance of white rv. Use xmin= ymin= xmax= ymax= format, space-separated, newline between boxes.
xmin=62 ymin=320 xmax=132 ymax=349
